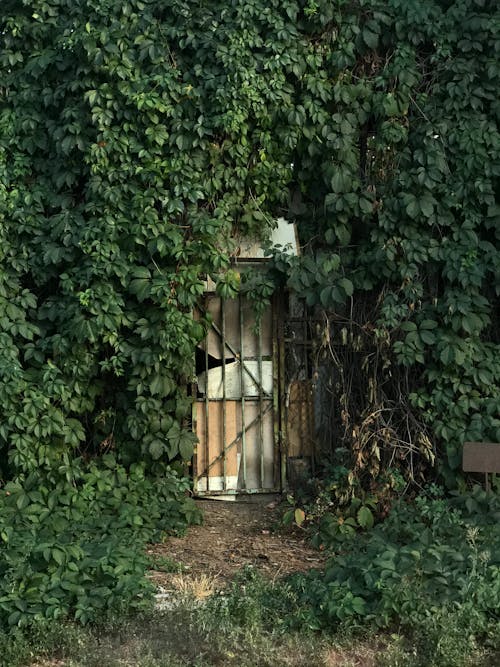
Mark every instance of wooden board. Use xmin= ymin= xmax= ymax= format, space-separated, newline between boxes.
xmin=195 ymin=401 xmax=240 ymax=491
xmin=195 ymin=399 xmax=275 ymax=492
xmin=463 ymin=442 xmax=500 ymax=473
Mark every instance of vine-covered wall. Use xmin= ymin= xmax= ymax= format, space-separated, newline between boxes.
xmin=278 ymin=0 xmax=500 ymax=483
xmin=1 ymin=0 xmax=499 ymax=484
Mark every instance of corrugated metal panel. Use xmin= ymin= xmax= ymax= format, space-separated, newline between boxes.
xmin=198 ymin=297 xmax=273 ymax=359
xmin=194 ymin=294 xmax=279 ymax=497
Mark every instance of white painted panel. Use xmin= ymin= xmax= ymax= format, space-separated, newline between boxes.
xmin=196 ymin=475 xmax=239 ymax=492
xmin=197 ymin=360 xmax=273 ymax=399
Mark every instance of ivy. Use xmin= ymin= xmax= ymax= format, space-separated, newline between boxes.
xmin=0 ymin=0 xmax=499 ymax=627
xmin=0 ymin=458 xmax=201 ymax=627
xmin=0 ymin=0 xmax=299 ymax=476
xmin=280 ymin=0 xmax=500 ymax=480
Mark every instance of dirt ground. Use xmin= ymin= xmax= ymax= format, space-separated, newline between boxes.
xmin=147 ymin=498 xmax=326 ymax=595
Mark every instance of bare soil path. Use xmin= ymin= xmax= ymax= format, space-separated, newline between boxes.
xmin=147 ymin=498 xmax=326 ymax=594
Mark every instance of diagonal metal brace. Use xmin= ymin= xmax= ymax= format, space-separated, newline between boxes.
xmin=205 ymin=317 xmax=267 ymax=394
xmin=197 ymin=402 xmax=273 ymax=478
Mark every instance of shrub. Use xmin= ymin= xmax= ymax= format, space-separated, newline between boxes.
xmin=0 ymin=456 xmax=201 ymax=628
xmin=288 ymin=487 xmax=500 ymax=664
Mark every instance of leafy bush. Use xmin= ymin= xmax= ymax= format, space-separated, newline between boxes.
xmin=0 ymin=0 xmax=293 ymax=626
xmin=0 ymin=456 xmax=201 ymax=628
xmin=284 ymin=0 xmax=500 ymax=479
xmin=286 ymin=461 xmax=406 ymax=536
xmin=288 ymin=487 xmax=500 ymax=664
xmin=0 ymin=0 xmax=297 ymax=481
xmin=263 ymin=0 xmax=500 ymax=492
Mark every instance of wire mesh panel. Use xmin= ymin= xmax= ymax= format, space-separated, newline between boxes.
xmin=280 ymin=295 xmax=317 ymax=484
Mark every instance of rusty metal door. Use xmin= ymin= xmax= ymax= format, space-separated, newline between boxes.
xmin=193 ymin=294 xmax=282 ymax=496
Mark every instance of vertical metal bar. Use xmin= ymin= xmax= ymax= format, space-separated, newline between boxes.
xmin=190 ymin=328 xmax=198 ymax=489
xmin=204 ymin=332 xmax=210 ymax=493
xmin=258 ymin=323 xmax=264 ymax=488
xmin=303 ymin=304 xmax=313 ymax=473
xmin=239 ymin=294 xmax=247 ymax=489
xmin=303 ymin=306 xmax=309 ymax=380
xmin=221 ymin=298 xmax=227 ymax=490
xmin=310 ymin=316 xmax=316 ymax=477
xmin=191 ymin=395 xmax=197 ymax=489
xmin=279 ymin=293 xmax=287 ymax=492
xmin=272 ymin=294 xmax=280 ymax=490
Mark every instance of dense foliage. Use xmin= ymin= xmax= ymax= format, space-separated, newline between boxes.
xmin=204 ymin=490 xmax=500 ymax=667
xmin=0 ymin=0 xmax=498 ymax=630
xmin=0 ymin=458 xmax=201 ymax=627
xmin=1 ymin=493 xmax=499 ymax=667
xmin=270 ymin=0 xmax=500 ymax=488
xmin=288 ymin=487 xmax=500 ymax=665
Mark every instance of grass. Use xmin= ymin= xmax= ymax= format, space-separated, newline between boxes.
xmin=0 ymin=604 xmax=360 ymax=667
xmin=8 ymin=613 xmax=497 ymax=667
xmin=2 ymin=567 xmax=498 ymax=667
xmin=0 ymin=567 xmax=392 ymax=667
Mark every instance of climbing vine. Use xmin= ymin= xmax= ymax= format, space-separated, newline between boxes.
xmin=0 ymin=0 xmax=498 ymax=627
xmin=273 ymin=0 xmax=499 ymax=486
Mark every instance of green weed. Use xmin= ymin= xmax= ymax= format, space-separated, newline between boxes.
xmin=287 ymin=487 xmax=500 ymax=666
xmin=0 ymin=458 xmax=201 ymax=630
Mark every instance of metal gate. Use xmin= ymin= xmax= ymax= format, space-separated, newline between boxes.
xmin=193 ymin=293 xmax=282 ymax=496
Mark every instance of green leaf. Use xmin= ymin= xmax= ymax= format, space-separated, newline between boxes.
xmin=400 ymin=321 xmax=417 ymax=332
xmin=362 ymin=28 xmax=379 ymax=49
xmin=420 ymin=330 xmax=435 ymax=345
xmin=320 ymin=286 xmax=333 ymax=308
xmin=8 ymin=611 xmax=21 ymax=627
xmin=420 ymin=320 xmax=438 ymax=330
xmin=149 ymin=439 xmax=164 ymax=460
xmin=339 ymin=278 xmax=353 ymax=297
xmin=419 ymin=196 xmax=434 ymax=217
xmin=52 ymin=549 xmax=65 ymax=565
xmin=331 ymin=171 xmax=351 ymax=193
xmin=405 ymin=198 xmax=420 ymax=219
xmin=357 ymin=506 xmax=374 ymax=529
xmin=351 ymin=596 xmax=366 ymax=615
xmin=440 ymin=345 xmax=455 ymax=365
xmin=359 ymin=197 xmax=373 ymax=214
xmin=179 ymin=432 xmax=196 ymax=461
xmin=129 ymin=279 xmax=151 ymax=302
xmin=131 ymin=267 xmax=151 ymax=280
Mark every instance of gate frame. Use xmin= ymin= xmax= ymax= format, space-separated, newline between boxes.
xmin=192 ymin=289 xmax=286 ymax=498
